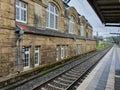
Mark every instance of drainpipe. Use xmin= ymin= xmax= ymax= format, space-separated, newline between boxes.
xmin=17 ymin=38 xmax=21 ymax=73
xmin=16 ymin=26 xmax=24 ymax=73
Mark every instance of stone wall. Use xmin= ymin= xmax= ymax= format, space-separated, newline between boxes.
xmin=0 ymin=0 xmax=17 ymax=76
xmin=17 ymin=34 xmax=96 ymax=71
xmin=0 ymin=0 xmax=96 ymax=76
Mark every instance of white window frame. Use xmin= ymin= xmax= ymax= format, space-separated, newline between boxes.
xmin=61 ymin=46 xmax=64 ymax=59
xmin=16 ymin=0 xmax=27 ymax=23
xmin=46 ymin=3 xmax=58 ymax=30
xmin=34 ymin=46 xmax=40 ymax=67
xmin=69 ymin=16 xmax=74 ymax=34
xmin=23 ymin=47 xmax=30 ymax=70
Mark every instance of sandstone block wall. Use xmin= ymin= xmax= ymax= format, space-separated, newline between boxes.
xmin=0 ymin=0 xmax=96 ymax=76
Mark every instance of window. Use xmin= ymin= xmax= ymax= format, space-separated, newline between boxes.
xmin=46 ymin=3 xmax=58 ymax=30
xmin=56 ymin=46 xmax=59 ymax=61
xmin=16 ymin=0 xmax=27 ymax=23
xmin=34 ymin=46 xmax=40 ymax=67
xmin=76 ymin=44 xmax=81 ymax=55
xmin=79 ymin=26 xmax=81 ymax=35
xmin=66 ymin=45 xmax=68 ymax=57
xmin=86 ymin=32 xmax=88 ymax=38
xmin=81 ymin=24 xmax=84 ymax=36
xmin=69 ymin=16 xmax=74 ymax=33
xmin=23 ymin=47 xmax=30 ymax=70
xmin=61 ymin=46 xmax=64 ymax=59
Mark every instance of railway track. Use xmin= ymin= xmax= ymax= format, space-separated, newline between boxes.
xmin=33 ymin=46 xmax=112 ymax=90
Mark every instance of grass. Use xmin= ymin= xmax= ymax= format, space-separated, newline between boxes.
xmin=96 ymin=43 xmax=109 ymax=51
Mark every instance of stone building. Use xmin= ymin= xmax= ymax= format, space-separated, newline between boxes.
xmin=0 ymin=0 xmax=96 ymax=77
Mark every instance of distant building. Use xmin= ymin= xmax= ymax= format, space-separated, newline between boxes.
xmin=0 ymin=0 xmax=96 ymax=76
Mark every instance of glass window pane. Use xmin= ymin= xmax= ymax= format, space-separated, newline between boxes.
xmin=24 ymin=47 xmax=30 ymax=68
xmin=69 ymin=16 xmax=74 ymax=33
xmin=47 ymin=3 xmax=58 ymax=29
xmin=55 ymin=16 xmax=58 ymax=29
xmin=50 ymin=13 xmax=54 ymax=28
xmin=23 ymin=10 xmax=27 ymax=21
xmin=46 ymin=11 xmax=49 ymax=27
xmin=21 ymin=2 xmax=26 ymax=8
xmin=21 ymin=9 xmax=24 ymax=21
xmin=55 ymin=8 xmax=58 ymax=14
xmin=16 ymin=0 xmax=19 ymax=6
xmin=24 ymin=10 xmax=27 ymax=21
xmin=34 ymin=47 xmax=39 ymax=66
xmin=50 ymin=3 xmax=54 ymax=12
xmin=16 ymin=7 xmax=20 ymax=20
xmin=16 ymin=0 xmax=27 ymax=22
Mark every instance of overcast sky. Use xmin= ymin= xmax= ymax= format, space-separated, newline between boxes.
xmin=68 ymin=0 xmax=119 ymax=37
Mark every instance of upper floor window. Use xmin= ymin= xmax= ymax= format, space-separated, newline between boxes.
xmin=46 ymin=3 xmax=58 ymax=30
xmin=86 ymin=32 xmax=88 ymax=38
xmin=16 ymin=0 xmax=27 ymax=23
xmin=80 ymin=24 xmax=84 ymax=36
xmin=69 ymin=16 xmax=74 ymax=34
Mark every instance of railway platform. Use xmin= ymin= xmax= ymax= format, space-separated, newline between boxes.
xmin=77 ymin=45 xmax=120 ymax=90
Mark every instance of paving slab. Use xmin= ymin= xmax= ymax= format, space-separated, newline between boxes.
xmin=77 ymin=45 xmax=118 ymax=90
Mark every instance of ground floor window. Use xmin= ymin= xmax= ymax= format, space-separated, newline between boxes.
xmin=76 ymin=44 xmax=82 ymax=55
xmin=56 ymin=46 xmax=59 ymax=61
xmin=86 ymin=44 xmax=90 ymax=51
xmin=23 ymin=47 xmax=30 ymax=70
xmin=61 ymin=46 xmax=64 ymax=59
xmin=66 ymin=45 xmax=68 ymax=57
xmin=56 ymin=45 xmax=68 ymax=60
xmin=34 ymin=46 xmax=40 ymax=67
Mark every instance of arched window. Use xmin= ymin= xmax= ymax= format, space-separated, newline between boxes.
xmin=80 ymin=24 xmax=84 ymax=36
xmin=46 ymin=3 xmax=58 ymax=30
xmin=86 ymin=31 xmax=88 ymax=38
xmin=69 ymin=16 xmax=74 ymax=33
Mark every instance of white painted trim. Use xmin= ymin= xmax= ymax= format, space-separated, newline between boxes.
xmin=16 ymin=0 xmax=27 ymax=23
xmin=56 ymin=47 xmax=59 ymax=61
xmin=46 ymin=3 xmax=58 ymax=30
xmin=34 ymin=47 xmax=40 ymax=67
xmin=61 ymin=46 xmax=64 ymax=59
xmin=23 ymin=47 xmax=30 ymax=70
